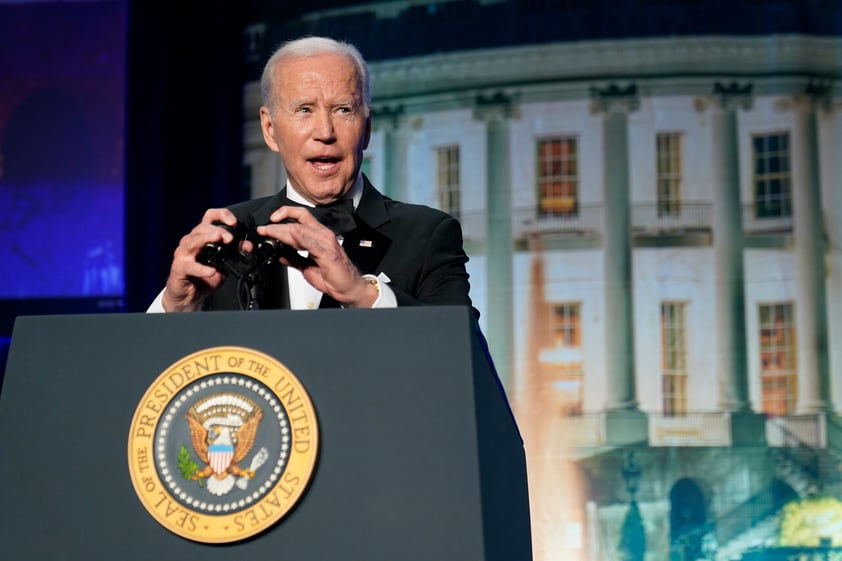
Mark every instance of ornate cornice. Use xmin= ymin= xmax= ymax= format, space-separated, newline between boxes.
xmin=712 ymin=82 xmax=754 ymax=111
xmin=366 ymin=35 xmax=842 ymax=106
xmin=472 ymin=91 xmax=517 ymax=122
xmin=370 ymin=104 xmax=406 ymax=131
xmin=589 ymin=84 xmax=640 ymax=115
xmin=242 ymin=35 xmax=842 ymax=119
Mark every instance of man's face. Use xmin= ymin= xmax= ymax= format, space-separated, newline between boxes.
xmin=260 ymin=52 xmax=371 ymax=205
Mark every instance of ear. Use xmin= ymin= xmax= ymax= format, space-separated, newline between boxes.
xmin=259 ymin=106 xmax=280 ymax=153
xmin=362 ymin=113 xmax=372 ymax=150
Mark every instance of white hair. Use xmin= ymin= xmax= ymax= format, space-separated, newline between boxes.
xmin=260 ymin=36 xmax=371 ymax=117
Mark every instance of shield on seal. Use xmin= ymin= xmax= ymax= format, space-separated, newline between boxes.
xmin=208 ymin=442 xmax=235 ymax=475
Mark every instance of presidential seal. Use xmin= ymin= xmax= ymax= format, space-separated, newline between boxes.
xmin=127 ymin=346 xmax=319 ymax=543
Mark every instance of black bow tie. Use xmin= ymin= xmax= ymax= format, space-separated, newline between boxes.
xmin=283 ymin=197 xmax=356 ymax=235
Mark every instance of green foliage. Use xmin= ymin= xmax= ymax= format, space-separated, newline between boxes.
xmin=779 ymin=496 xmax=842 ymax=547
xmin=177 ymin=445 xmax=204 ymax=488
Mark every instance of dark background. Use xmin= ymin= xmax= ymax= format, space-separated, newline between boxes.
xmin=125 ymin=1 xmax=249 ymax=313
xmin=0 ymin=1 xmax=248 ymax=381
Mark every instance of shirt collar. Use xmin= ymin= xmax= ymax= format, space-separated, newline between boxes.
xmin=285 ymin=174 xmax=363 ymax=211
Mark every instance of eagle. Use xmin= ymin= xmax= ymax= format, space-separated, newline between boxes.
xmin=186 ymin=398 xmax=264 ymax=496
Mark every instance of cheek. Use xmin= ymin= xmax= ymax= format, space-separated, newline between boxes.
xmin=275 ymin=128 xmax=307 ymax=152
xmin=339 ymin=121 xmax=368 ymax=145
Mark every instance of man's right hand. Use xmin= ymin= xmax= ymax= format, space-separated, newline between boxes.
xmin=161 ymin=208 xmax=247 ymax=312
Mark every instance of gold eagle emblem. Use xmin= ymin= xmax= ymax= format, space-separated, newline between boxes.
xmin=185 ymin=392 xmax=267 ymax=496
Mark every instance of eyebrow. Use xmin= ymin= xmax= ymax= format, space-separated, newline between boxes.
xmin=288 ymin=95 xmax=361 ymax=108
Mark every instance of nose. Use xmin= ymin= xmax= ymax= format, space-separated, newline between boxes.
xmin=313 ymin=110 xmax=336 ymax=142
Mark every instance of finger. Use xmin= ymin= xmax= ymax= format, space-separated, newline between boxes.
xmin=180 ymin=222 xmax=237 ymax=256
xmin=171 ymin=245 xmax=220 ymax=279
xmin=269 ymin=205 xmax=319 ymax=225
xmin=202 ymin=207 xmax=238 ymax=227
xmin=277 ymin=251 xmax=314 ymax=270
xmin=258 ymin=219 xmax=333 ymax=254
xmin=188 ymin=263 xmax=223 ymax=282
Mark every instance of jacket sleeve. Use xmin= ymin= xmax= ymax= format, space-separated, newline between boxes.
xmin=388 ymin=213 xmax=478 ymax=318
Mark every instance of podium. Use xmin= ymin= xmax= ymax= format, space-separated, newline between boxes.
xmin=0 ymin=306 xmax=532 ymax=560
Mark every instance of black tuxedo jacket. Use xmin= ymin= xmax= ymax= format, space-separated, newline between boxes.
xmin=203 ymin=176 xmax=475 ymax=314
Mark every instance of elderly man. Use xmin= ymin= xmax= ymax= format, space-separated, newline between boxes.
xmin=148 ymin=36 xmax=475 ymax=314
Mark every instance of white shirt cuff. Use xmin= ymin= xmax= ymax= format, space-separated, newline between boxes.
xmin=146 ymin=289 xmax=167 ymax=313
xmin=362 ymin=273 xmax=396 ymax=309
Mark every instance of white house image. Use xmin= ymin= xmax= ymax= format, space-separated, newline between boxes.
xmin=242 ymin=3 xmax=842 ymax=559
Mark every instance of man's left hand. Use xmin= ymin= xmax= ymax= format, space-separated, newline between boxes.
xmin=257 ymin=206 xmax=378 ymax=308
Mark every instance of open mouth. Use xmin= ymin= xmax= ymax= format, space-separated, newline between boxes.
xmin=310 ymin=156 xmax=340 ymax=171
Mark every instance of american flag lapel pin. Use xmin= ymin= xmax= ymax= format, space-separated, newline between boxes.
xmin=359 ymin=240 xmax=373 ymax=248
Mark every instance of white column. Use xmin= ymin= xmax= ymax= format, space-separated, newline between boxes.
xmin=824 ymin=102 xmax=842 ymax=411
xmin=592 ymin=85 xmax=639 ymax=412
xmin=791 ymin=92 xmax=832 ymax=413
xmin=375 ymin=105 xmax=408 ymax=201
xmin=591 ymin=84 xmax=649 ymax=445
xmin=474 ymin=93 xmax=515 ymax=387
xmin=709 ymin=83 xmax=752 ymax=413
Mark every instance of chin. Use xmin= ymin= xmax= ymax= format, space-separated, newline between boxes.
xmin=311 ymin=180 xmax=352 ymax=198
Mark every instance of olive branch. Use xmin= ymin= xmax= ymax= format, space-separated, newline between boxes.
xmin=177 ymin=445 xmax=204 ymax=488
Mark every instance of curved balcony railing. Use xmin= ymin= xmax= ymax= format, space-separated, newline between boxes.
xmin=631 ymin=201 xmax=712 ymax=233
xmin=456 ymin=199 xmax=794 ymax=243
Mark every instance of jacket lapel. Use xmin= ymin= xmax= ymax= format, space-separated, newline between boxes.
xmin=342 ymin=221 xmax=391 ymax=275
xmin=345 ymin=176 xmax=392 ymax=274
